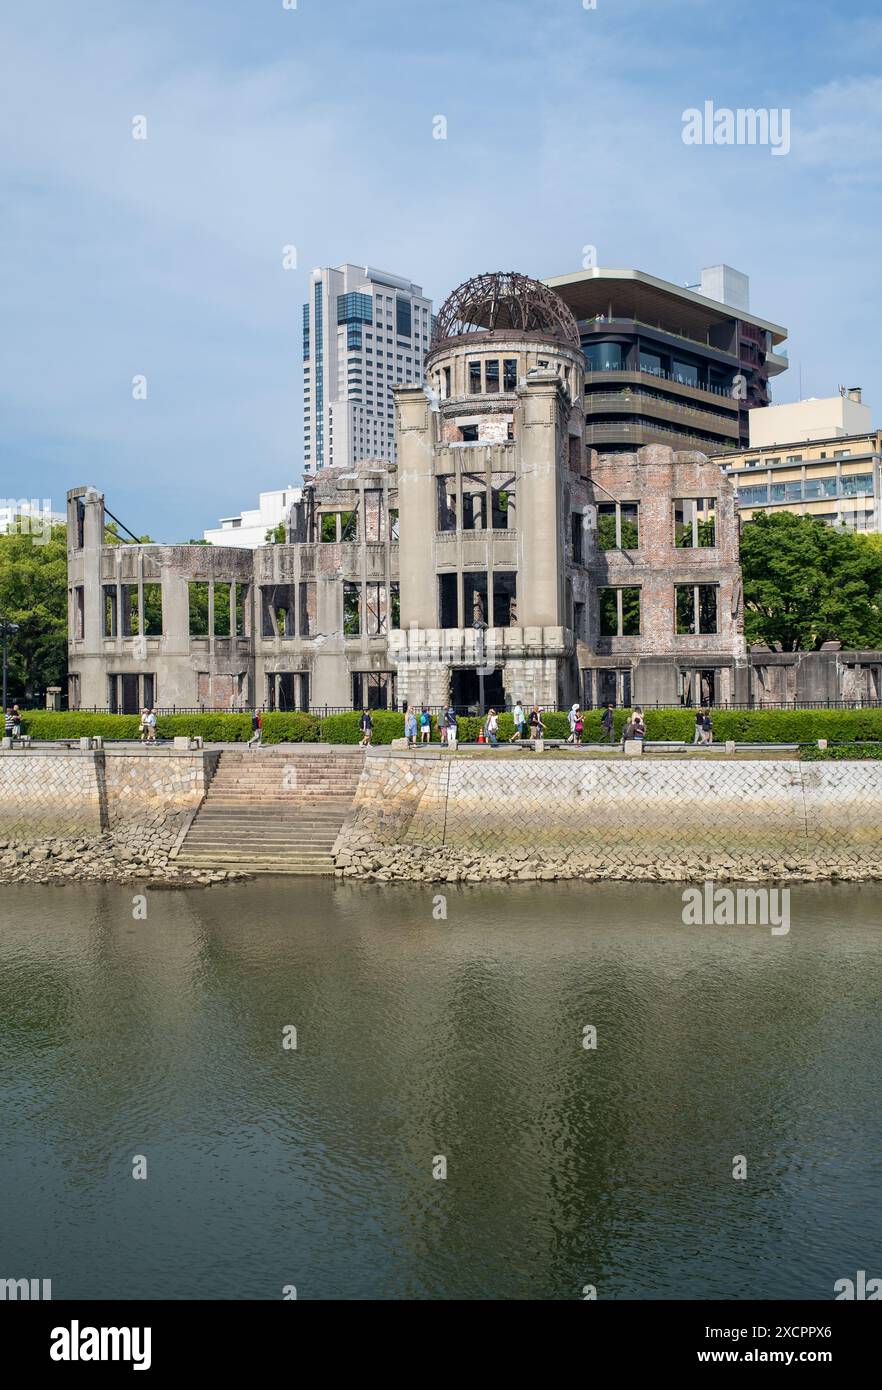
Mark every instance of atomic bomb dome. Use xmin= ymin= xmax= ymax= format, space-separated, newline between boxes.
xmin=430 ymin=271 xmax=581 ymax=351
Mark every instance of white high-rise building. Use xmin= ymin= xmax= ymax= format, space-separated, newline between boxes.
xmin=303 ymin=264 xmax=432 ymax=474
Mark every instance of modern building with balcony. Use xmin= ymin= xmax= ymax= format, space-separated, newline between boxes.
xmin=543 ymin=264 xmax=788 ymax=458
xmin=713 ymin=389 xmax=882 ymax=531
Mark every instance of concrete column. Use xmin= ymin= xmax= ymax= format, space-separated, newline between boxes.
xmin=517 ymin=374 xmax=565 ymax=627
xmin=396 ymin=385 xmax=436 ymax=628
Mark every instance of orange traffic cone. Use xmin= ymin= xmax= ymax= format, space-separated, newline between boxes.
xmin=477 ymin=726 xmax=485 ymax=744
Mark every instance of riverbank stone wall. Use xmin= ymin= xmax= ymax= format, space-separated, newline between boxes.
xmin=0 ymin=748 xmax=216 ymax=839
xmin=334 ymin=754 xmax=882 ymax=882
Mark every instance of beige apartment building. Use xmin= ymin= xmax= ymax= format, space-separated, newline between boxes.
xmin=715 ymin=389 xmax=882 ymax=531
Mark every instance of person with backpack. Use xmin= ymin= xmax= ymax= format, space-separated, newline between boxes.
xmin=248 ymin=709 xmax=262 ymax=748
xmin=419 ymin=707 xmax=431 ymax=744
xmin=701 ymin=710 xmax=713 ymax=745
xmin=632 ymin=706 xmax=646 ymax=746
xmin=359 ymin=707 xmax=373 ymax=746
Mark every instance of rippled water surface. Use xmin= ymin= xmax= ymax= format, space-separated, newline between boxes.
xmin=1 ymin=878 xmax=881 ymax=1300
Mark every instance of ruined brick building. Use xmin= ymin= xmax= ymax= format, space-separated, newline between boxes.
xmin=67 ymin=271 xmax=873 ymax=713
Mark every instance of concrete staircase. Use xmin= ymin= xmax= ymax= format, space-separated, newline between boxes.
xmin=175 ymin=746 xmax=366 ymax=875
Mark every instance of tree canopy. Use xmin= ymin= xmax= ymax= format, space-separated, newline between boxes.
xmin=0 ymin=522 xmax=68 ymax=701
xmin=740 ymin=511 xmax=882 ymax=651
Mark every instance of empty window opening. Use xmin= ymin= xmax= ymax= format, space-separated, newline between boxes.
xmin=343 ymin=582 xmax=361 ymax=635
xmin=438 ymin=572 xmax=458 ymax=629
xmin=676 ymin=584 xmax=719 ymax=634
xmin=599 ymin=587 xmax=641 ymax=638
xmin=597 ymin=501 xmax=640 ymax=550
xmin=674 ymin=498 xmax=716 ymax=548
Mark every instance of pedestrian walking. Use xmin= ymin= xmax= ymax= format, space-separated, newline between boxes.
xmin=445 ymin=705 xmax=458 ymax=751
xmin=11 ymin=708 xmax=21 ymax=740
xmin=529 ymin=705 xmax=544 ymax=741
xmin=139 ymin=707 xmax=150 ymax=744
xmin=601 ymin=701 xmax=615 ymax=743
xmin=567 ymin=702 xmax=580 ymax=744
xmin=510 ymin=699 xmax=526 ymax=743
xmin=248 ymin=710 xmax=262 ymax=747
xmin=359 ymin=707 xmax=373 ymax=746
xmin=632 ymin=706 xmax=646 ymax=745
xmin=485 ymin=708 xmax=499 ymax=747
xmin=701 ymin=709 xmax=713 ymax=745
xmin=419 ymin=707 xmax=431 ymax=744
xmin=693 ymin=709 xmax=704 ymax=745
xmin=405 ymin=709 xmax=418 ymax=746
xmin=145 ymin=707 xmax=157 ymax=743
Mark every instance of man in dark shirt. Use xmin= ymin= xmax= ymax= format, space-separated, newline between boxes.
xmin=601 ymin=702 xmax=615 ymax=743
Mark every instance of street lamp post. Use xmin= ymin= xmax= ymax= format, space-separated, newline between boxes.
xmin=473 ymin=618 xmax=488 ymax=714
xmin=1 ymin=618 xmax=20 ymax=717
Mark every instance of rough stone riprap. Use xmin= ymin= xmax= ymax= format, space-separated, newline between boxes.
xmin=0 ymin=812 xmax=248 ymax=888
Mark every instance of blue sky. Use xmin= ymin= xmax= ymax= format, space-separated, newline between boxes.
xmin=2 ymin=0 xmax=881 ymax=540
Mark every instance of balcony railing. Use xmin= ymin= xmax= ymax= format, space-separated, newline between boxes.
xmin=585 ymin=365 xmax=738 ymax=401
xmin=584 ymin=420 xmax=740 ymax=454
xmin=584 ymin=390 xmax=740 ymax=435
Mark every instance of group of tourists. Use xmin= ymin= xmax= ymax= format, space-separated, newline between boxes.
xmin=353 ymin=701 xmax=704 ymax=750
xmin=3 ymin=705 xmax=22 ymax=739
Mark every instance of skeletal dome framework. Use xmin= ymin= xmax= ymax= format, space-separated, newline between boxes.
xmin=431 ymin=271 xmax=581 ymax=351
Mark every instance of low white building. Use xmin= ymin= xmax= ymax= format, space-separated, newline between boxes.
xmin=0 ymin=498 xmax=66 ymax=538
xmin=203 ymin=486 xmax=303 ymax=548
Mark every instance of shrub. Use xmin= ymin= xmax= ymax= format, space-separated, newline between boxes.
xmin=260 ymin=712 xmax=322 ymax=744
xmin=320 ymin=711 xmax=406 ymax=745
xmin=17 ymin=707 xmax=882 ymax=747
xmin=20 ymin=711 xmax=141 ymax=740
xmin=156 ymin=713 xmax=251 ymax=742
xmin=801 ymin=742 xmax=882 ymax=761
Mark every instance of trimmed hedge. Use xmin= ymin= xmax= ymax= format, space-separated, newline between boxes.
xmin=260 ymin=713 xmax=322 ymax=743
xmin=320 ymin=711 xmax=404 ymax=745
xmin=15 ymin=708 xmax=882 ymax=746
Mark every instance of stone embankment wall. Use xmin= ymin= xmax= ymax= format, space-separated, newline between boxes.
xmin=0 ymin=748 xmax=239 ymax=887
xmin=0 ymin=747 xmax=216 ymax=839
xmin=334 ymin=754 xmax=882 ymax=882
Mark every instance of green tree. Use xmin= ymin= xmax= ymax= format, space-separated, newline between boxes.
xmin=0 ymin=521 xmax=69 ymax=702
xmin=740 ymin=512 xmax=882 ymax=651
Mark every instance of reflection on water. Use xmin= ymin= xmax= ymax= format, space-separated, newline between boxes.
xmin=1 ymin=878 xmax=880 ymax=1300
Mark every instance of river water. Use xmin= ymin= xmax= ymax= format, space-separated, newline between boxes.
xmin=1 ymin=878 xmax=880 ymax=1301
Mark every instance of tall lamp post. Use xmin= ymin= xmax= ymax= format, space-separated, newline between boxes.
xmin=1 ymin=618 xmax=19 ymax=715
